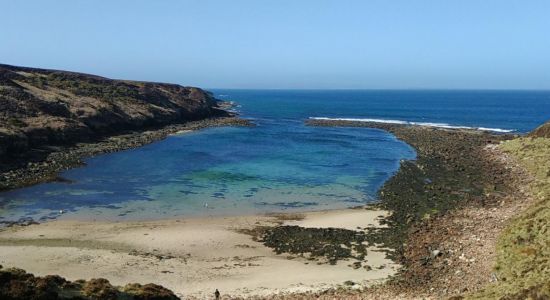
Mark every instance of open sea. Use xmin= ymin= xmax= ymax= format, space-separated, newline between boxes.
xmin=1 ymin=90 xmax=549 ymax=223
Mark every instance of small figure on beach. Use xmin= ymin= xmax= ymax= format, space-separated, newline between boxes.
xmin=214 ymin=288 xmax=220 ymax=299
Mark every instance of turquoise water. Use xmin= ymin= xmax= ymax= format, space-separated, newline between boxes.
xmin=1 ymin=90 xmax=549 ymax=223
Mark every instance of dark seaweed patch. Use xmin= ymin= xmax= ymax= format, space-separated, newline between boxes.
xmin=245 ymin=225 xmax=370 ymax=265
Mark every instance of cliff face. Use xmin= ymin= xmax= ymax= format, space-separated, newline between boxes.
xmin=0 ymin=64 xmax=225 ymax=160
xmin=529 ymin=121 xmax=550 ymax=138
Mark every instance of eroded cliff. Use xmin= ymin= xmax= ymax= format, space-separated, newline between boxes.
xmin=0 ymin=63 xmax=227 ymax=161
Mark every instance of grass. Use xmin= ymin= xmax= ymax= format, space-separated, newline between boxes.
xmin=468 ymin=137 xmax=550 ymax=299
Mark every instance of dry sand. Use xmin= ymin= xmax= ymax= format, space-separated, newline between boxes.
xmin=0 ymin=208 xmax=397 ymax=299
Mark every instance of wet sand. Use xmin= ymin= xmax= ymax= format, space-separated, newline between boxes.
xmin=0 ymin=207 xmax=397 ymax=299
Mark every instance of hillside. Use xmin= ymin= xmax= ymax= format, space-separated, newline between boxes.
xmin=0 ymin=64 xmax=227 ymax=162
xmin=468 ymin=134 xmax=550 ymax=299
xmin=528 ymin=120 xmax=550 ymax=138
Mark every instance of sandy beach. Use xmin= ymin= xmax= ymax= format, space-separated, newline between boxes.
xmin=0 ymin=207 xmax=397 ymax=299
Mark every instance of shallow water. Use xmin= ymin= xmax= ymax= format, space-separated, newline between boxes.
xmin=1 ymin=90 xmax=549 ymax=222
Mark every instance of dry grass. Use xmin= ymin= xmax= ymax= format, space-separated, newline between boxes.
xmin=468 ymin=137 xmax=550 ymax=299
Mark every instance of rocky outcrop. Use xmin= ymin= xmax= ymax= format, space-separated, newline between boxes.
xmin=0 ymin=266 xmax=179 ymax=300
xmin=528 ymin=121 xmax=550 ymax=138
xmin=0 ymin=63 xmax=228 ymax=162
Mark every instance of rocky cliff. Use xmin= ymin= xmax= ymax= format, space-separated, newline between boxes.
xmin=0 ymin=64 xmax=227 ymax=162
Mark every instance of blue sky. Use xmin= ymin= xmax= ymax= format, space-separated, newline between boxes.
xmin=2 ymin=0 xmax=549 ymax=89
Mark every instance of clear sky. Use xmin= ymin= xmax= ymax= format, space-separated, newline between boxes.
xmin=2 ymin=0 xmax=549 ymax=89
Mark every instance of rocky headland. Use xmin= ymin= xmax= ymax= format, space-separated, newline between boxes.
xmin=0 ymin=64 xmax=251 ymax=191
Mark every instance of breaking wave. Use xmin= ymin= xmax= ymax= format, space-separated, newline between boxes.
xmin=309 ymin=117 xmax=515 ymax=133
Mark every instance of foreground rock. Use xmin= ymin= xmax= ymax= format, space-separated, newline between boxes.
xmin=0 ymin=266 xmax=178 ymax=300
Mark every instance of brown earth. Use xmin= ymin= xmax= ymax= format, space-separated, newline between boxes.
xmin=528 ymin=120 xmax=550 ymax=138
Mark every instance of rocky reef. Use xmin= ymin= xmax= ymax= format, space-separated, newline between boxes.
xmin=241 ymin=224 xmax=371 ymax=266
xmin=303 ymin=119 xmax=525 ymax=297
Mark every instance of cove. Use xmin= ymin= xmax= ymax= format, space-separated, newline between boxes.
xmin=2 ymin=89 xmax=549 ymax=223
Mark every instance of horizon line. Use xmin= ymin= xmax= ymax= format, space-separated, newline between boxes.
xmin=207 ymin=87 xmax=550 ymax=92
xmin=3 ymin=62 xmax=549 ymax=92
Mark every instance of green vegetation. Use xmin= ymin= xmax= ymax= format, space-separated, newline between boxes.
xmin=469 ymin=137 xmax=550 ymax=299
xmin=46 ymin=73 xmax=141 ymax=100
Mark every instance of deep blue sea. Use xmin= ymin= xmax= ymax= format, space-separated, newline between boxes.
xmin=1 ymin=90 xmax=549 ymax=223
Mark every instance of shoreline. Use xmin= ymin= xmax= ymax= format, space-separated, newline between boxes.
xmin=0 ymin=117 xmax=543 ymax=299
xmin=307 ymin=118 xmax=517 ymax=257
xmin=1 ymin=63 xmax=239 ymax=192
xmin=0 ymin=116 xmax=253 ymax=193
xmin=302 ymin=118 xmax=529 ymax=299
xmin=0 ymin=206 xmax=397 ymax=298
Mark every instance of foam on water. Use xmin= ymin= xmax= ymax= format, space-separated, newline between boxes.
xmin=309 ymin=117 xmax=516 ymax=133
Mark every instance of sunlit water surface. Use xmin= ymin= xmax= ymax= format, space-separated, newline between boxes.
xmin=1 ymin=90 xmax=549 ymax=223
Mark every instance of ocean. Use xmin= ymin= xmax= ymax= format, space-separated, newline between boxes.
xmin=1 ymin=90 xmax=549 ymax=223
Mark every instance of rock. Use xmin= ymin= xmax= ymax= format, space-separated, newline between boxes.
xmin=123 ymin=283 xmax=179 ymax=300
xmin=431 ymin=249 xmax=442 ymax=258
xmin=0 ymin=267 xmax=181 ymax=300
xmin=256 ymin=225 xmax=371 ymax=265
xmin=344 ymin=280 xmax=355 ymax=286
xmin=82 ymin=278 xmax=119 ymax=299
xmin=351 ymin=262 xmax=362 ymax=269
